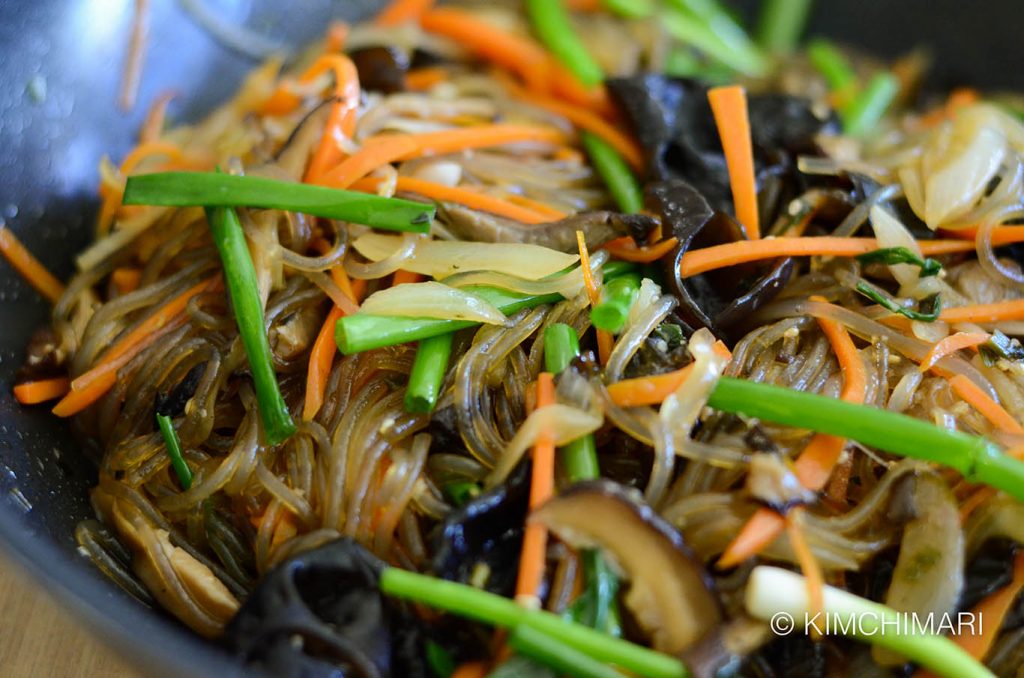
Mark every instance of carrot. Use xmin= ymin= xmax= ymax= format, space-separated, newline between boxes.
xmin=786 ymin=507 xmax=825 ymax=629
xmin=391 ymin=269 xmax=423 ymax=286
xmin=53 ymin=276 xmax=221 ymax=417
xmin=718 ymin=509 xmax=785 ymax=569
xmin=919 ymin=332 xmax=989 ymax=373
xmin=324 ymin=21 xmax=349 ymax=53
xmin=405 ymin=66 xmax=449 ymax=91
xmin=679 ymin=236 xmax=979 ymax=278
xmin=949 ymin=374 xmax=1024 ymax=435
xmin=707 ymin=86 xmax=759 ymax=239
xmin=451 ymin=662 xmax=488 ymax=678
xmin=13 ymin=377 xmax=70 ymax=405
xmin=351 ymin=176 xmax=558 ymax=224
xmin=303 ymin=306 xmax=345 ymax=421
xmin=303 ymin=55 xmax=361 ymax=183
xmin=514 ymin=372 xmax=557 ymax=607
xmin=119 ymin=0 xmax=149 ymax=112
xmin=940 ymin=225 xmax=1024 ymax=244
xmin=576 ymin=231 xmax=613 ymax=365
xmin=940 ymin=299 xmax=1024 ymax=324
xmin=959 ymin=486 xmax=997 ymax=523
xmin=98 ymin=141 xmax=186 ymax=235
xmin=505 ymin=194 xmax=568 ymax=221
xmin=606 ymin=341 xmax=732 ymax=407
xmin=140 ymin=90 xmax=176 ymax=143
xmin=318 ymin=125 xmax=565 ymax=189
xmin=549 ymin=65 xmax=616 ymax=118
xmin=111 ymin=268 xmax=142 ymax=295
xmin=602 ymin=236 xmax=679 ymax=263
xmin=499 ymin=76 xmax=643 ymax=170
xmin=0 ymin=227 xmax=65 ymax=304
xmin=916 ymin=87 xmax=979 ymax=129
xmin=564 ymin=0 xmax=602 ymax=11
xmin=376 ymin=0 xmax=435 ymax=26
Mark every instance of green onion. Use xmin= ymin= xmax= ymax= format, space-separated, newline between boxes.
xmin=525 ymin=0 xmax=604 ymax=87
xmin=156 ymin=413 xmax=193 ymax=489
xmin=600 ymin=0 xmax=654 ymax=19
xmin=509 ymin=624 xmax=627 ymax=678
xmin=581 ymin=132 xmax=644 ymax=215
xmin=443 ymin=481 xmax=481 ymax=507
xmin=602 ymin=260 xmax=639 ymax=280
xmin=663 ymin=0 xmax=768 ymax=76
xmin=807 ymin=39 xmax=857 ymax=94
xmin=544 ymin=324 xmax=601 ymax=481
xmin=426 ymin=640 xmax=456 ymax=678
xmin=855 ymin=247 xmax=942 ymax=277
xmin=591 ymin=273 xmax=641 ymax=333
xmin=746 ymin=566 xmax=993 ymax=678
xmin=379 ymin=568 xmax=686 ymax=678
xmin=404 ymin=332 xmax=454 ymax=413
xmin=124 ymin=172 xmax=435 ymax=233
xmin=841 ymin=72 xmax=900 ymax=137
xmin=568 ymin=550 xmax=622 ymax=636
xmin=980 ymin=330 xmax=1024 ymax=366
xmin=707 ymin=377 xmax=1024 ymax=501
xmin=206 ymin=205 xmax=296 ymax=445
xmin=756 ymin=0 xmax=814 ymax=53
xmin=855 ymin=281 xmax=941 ymax=322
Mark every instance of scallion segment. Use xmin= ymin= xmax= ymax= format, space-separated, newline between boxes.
xmin=379 ymin=567 xmax=686 ymax=678
xmin=855 ymin=281 xmax=941 ymax=322
xmin=205 ymin=205 xmax=296 ymax=445
xmin=591 ymin=273 xmax=641 ymax=333
xmin=525 ymin=0 xmax=604 ymax=87
xmin=807 ymin=38 xmax=857 ymax=94
xmin=544 ymin=324 xmax=601 ymax=482
xmin=125 ymin=172 xmax=435 ymax=233
xmin=841 ymin=72 xmax=900 ymax=137
xmin=509 ymin=624 xmax=627 ymax=678
xmin=663 ymin=0 xmax=768 ymax=76
xmin=581 ymin=132 xmax=644 ymax=215
xmin=156 ymin=413 xmax=193 ymax=489
xmin=756 ymin=0 xmax=814 ymax=53
xmin=405 ymin=332 xmax=454 ymax=414
xmin=855 ymin=247 xmax=942 ymax=277
xmin=707 ymin=376 xmax=1024 ymax=501
xmin=600 ymin=0 xmax=654 ymax=19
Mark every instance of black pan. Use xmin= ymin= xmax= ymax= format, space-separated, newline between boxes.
xmin=0 ymin=1 xmax=1019 ymax=676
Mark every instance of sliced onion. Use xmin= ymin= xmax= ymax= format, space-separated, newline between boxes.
xmin=869 ymin=205 xmax=941 ymax=299
xmin=353 ymin=232 xmax=579 ymax=280
xmin=660 ymin=328 xmax=726 ymax=440
xmin=443 ymin=250 xmax=608 ymax=299
xmin=346 ymin=232 xmax=422 ymax=280
xmin=359 ymin=281 xmax=507 ymax=325
xmin=487 ymin=404 xmax=602 ymax=485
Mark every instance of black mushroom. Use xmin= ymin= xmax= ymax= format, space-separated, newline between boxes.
xmin=530 ymin=479 xmax=722 ymax=654
xmin=224 ymin=538 xmax=425 ymax=678
xmin=647 ymin=179 xmax=793 ymax=339
xmin=439 ymin=204 xmax=657 ymax=253
xmin=350 ymin=46 xmax=410 ymax=94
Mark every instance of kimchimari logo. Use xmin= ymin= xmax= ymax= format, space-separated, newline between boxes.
xmin=769 ymin=610 xmax=982 ymax=637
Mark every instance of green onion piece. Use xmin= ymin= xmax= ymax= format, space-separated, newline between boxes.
xmin=568 ymin=550 xmax=622 ymax=636
xmin=443 ymin=481 xmax=481 ymax=507
xmin=980 ymin=330 xmax=1024 ymax=366
xmin=807 ymin=39 xmax=857 ymax=94
xmin=125 ymin=172 xmax=435 ymax=233
xmin=855 ymin=247 xmax=942 ymax=277
xmin=156 ymin=413 xmax=193 ymax=489
xmin=206 ymin=205 xmax=296 ymax=445
xmin=581 ymin=132 xmax=644 ymax=215
xmin=756 ymin=0 xmax=814 ymax=53
xmin=746 ymin=566 xmax=993 ymax=678
xmin=855 ymin=281 xmax=941 ymax=322
xmin=525 ymin=0 xmax=604 ymax=87
xmin=601 ymin=0 xmax=654 ymax=19
xmin=509 ymin=624 xmax=627 ymax=678
xmin=404 ymin=332 xmax=454 ymax=413
xmin=544 ymin=324 xmax=602 ymax=482
xmin=663 ymin=48 xmax=702 ymax=77
xmin=379 ymin=568 xmax=686 ymax=678
xmin=663 ymin=0 xmax=768 ymax=76
xmin=591 ymin=274 xmax=641 ymax=333
xmin=426 ymin=640 xmax=456 ymax=678
xmin=602 ymin=260 xmax=639 ymax=280
xmin=841 ymin=72 xmax=900 ymax=137
xmin=707 ymin=376 xmax=1024 ymax=501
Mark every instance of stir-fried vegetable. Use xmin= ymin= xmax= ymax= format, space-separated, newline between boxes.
xmin=509 ymin=624 xmax=626 ymax=678
xmin=156 ymin=413 xmax=193 ymax=489
xmin=842 ymin=72 xmax=900 ymax=137
xmin=525 ymin=0 xmax=603 ymax=87
xmin=405 ymin=332 xmax=454 ymax=414
xmin=581 ymin=132 xmax=644 ymax=214
xmin=756 ymin=0 xmax=813 ymax=53
xmin=591 ymin=273 xmax=641 ymax=333
xmin=856 ymin=246 xmax=942 ymax=277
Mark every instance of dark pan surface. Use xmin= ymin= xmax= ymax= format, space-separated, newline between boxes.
xmin=0 ymin=1 xmax=1020 ymax=675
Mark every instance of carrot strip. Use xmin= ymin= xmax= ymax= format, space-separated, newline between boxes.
xmin=602 ymin=236 xmax=679 ymax=263
xmin=916 ymin=87 xmax=980 ymax=129
xmin=53 ymin=276 xmax=221 ymax=417
xmin=119 ymin=0 xmax=149 ymax=112
xmin=940 ymin=225 xmax=1024 ymax=244
xmin=576 ymin=231 xmax=612 ymax=365
xmin=959 ymin=486 xmax=997 ymax=523
xmin=505 ymin=194 xmax=568 ymax=221
xmin=0 ymin=227 xmax=65 ymax=303
xmin=13 ymin=377 xmax=70 ymax=405
xmin=111 ymin=268 xmax=143 ymax=295
xmin=707 ymin=86 xmax=759 ymax=239
xmin=679 ymin=236 xmax=978 ymax=278
xmin=718 ymin=509 xmax=785 ymax=569
xmin=391 ymin=269 xmax=423 ymax=286
xmin=606 ymin=341 xmax=732 ymax=407
xmin=451 ymin=662 xmax=488 ymax=678
xmin=303 ymin=306 xmax=345 ymax=421
xmin=786 ymin=507 xmax=825 ymax=628
xmin=351 ymin=176 xmax=558 ymax=224
xmin=564 ymin=0 xmax=602 ymax=11
xmin=940 ymin=299 xmax=1024 ymax=324
xmin=919 ymin=332 xmax=989 ymax=373
xmin=304 ymin=55 xmax=361 ymax=183
xmin=140 ymin=90 xmax=175 ymax=143
xmin=514 ymin=372 xmax=557 ymax=607
xmin=949 ymin=374 xmax=1024 ymax=435
xmin=319 ymin=125 xmax=565 ymax=189
xmin=324 ymin=22 xmax=349 ymax=53
xmin=376 ymin=0 xmax=435 ymax=26
xmin=405 ymin=66 xmax=449 ymax=91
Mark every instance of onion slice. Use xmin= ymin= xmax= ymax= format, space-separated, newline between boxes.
xmin=353 ymin=232 xmax=579 ymax=280
xmin=359 ymin=281 xmax=507 ymax=325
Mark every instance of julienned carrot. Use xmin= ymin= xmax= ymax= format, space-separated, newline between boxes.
xmin=0 ymin=227 xmax=65 ymax=304
xmin=319 ymin=125 xmax=565 ymax=189
xmin=785 ymin=507 xmax=824 ymax=626
xmin=375 ymin=0 xmax=434 ymax=26
xmin=98 ymin=141 xmax=187 ymax=235
xmin=405 ymin=66 xmax=449 ymax=91
xmin=140 ymin=90 xmax=176 ymax=143
xmin=602 ymin=236 xmax=679 ymax=263
xmin=111 ymin=268 xmax=142 ymax=295
xmin=506 ymin=194 xmax=567 ymax=221
xmin=606 ymin=341 xmax=732 ymax=407
xmin=351 ymin=176 xmax=558 ymax=224
xmin=576 ymin=231 xmax=612 ymax=365
xmin=13 ymin=377 xmax=70 ymax=405
xmin=680 ymin=236 xmax=981 ymax=278
xmin=499 ymin=77 xmax=643 ymax=170
xmin=949 ymin=374 xmax=1024 ymax=435
xmin=53 ymin=276 xmax=221 ymax=417
xmin=303 ymin=306 xmax=345 ymax=421
xmin=920 ymin=332 xmax=989 ymax=373
xmin=707 ymin=86 xmax=760 ymax=240
xmin=940 ymin=299 xmax=1024 ymax=324
xmin=450 ymin=662 xmax=488 ymax=678
xmin=941 ymin=225 xmax=1024 ymax=244
xmin=959 ymin=486 xmax=997 ymax=523
xmin=304 ymin=55 xmax=361 ymax=183
xmin=718 ymin=510 xmax=783 ymax=569
xmin=392 ymin=269 xmax=423 ymax=286
xmin=514 ymin=372 xmax=556 ymax=607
